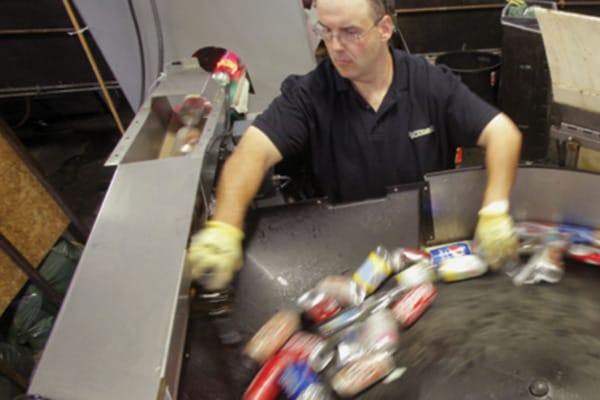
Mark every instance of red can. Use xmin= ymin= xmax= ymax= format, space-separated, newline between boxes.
xmin=567 ymin=244 xmax=600 ymax=266
xmin=391 ymin=282 xmax=438 ymax=327
xmin=297 ymin=289 xmax=341 ymax=323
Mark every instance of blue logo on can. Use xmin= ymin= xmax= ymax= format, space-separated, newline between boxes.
xmin=430 ymin=242 xmax=471 ymax=265
xmin=279 ymin=362 xmax=318 ymax=399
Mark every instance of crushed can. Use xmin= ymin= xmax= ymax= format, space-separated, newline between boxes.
xmin=360 ymin=309 xmax=400 ymax=354
xmin=279 ymin=362 xmax=318 ymax=400
xmin=317 ymin=275 xmax=366 ymax=307
xmin=401 ymin=248 xmax=431 ymax=265
xmin=297 ymin=289 xmax=341 ymax=323
xmin=395 ymin=259 xmax=437 ymax=289
xmin=331 ymin=352 xmax=395 ymax=398
xmin=391 ymin=282 xmax=438 ymax=327
xmin=279 ymin=361 xmax=333 ymax=400
xmin=557 ymin=223 xmax=600 ymax=247
xmin=243 ymin=310 xmax=300 ymax=365
xmin=425 ymin=241 xmax=472 ymax=265
xmin=437 ymin=254 xmax=488 ymax=282
xmin=512 ymin=234 xmax=569 ymax=285
xmin=353 ymin=246 xmax=393 ymax=295
xmin=514 ymin=221 xmax=557 ymax=240
xmin=281 ymin=332 xmax=333 ymax=372
xmin=566 ymin=244 xmax=600 ymax=266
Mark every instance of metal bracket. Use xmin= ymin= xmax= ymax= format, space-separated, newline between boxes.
xmin=550 ymin=122 xmax=600 ymax=168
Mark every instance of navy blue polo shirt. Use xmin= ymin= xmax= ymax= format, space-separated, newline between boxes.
xmin=253 ymin=48 xmax=499 ymax=203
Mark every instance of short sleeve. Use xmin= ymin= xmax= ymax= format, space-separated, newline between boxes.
xmin=252 ymin=75 xmax=314 ymax=158
xmin=430 ymin=64 xmax=500 ymax=148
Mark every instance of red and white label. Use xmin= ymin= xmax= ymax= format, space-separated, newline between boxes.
xmin=391 ymin=283 xmax=438 ymax=327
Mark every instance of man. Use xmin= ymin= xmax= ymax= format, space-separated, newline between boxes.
xmin=188 ymin=0 xmax=522 ymax=290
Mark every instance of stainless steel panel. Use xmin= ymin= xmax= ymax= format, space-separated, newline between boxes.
xmin=106 ymin=60 xmax=222 ymax=166
xmin=511 ymin=167 xmax=600 ymax=226
xmin=73 ymin=0 xmax=316 ymax=112
xmin=28 ymin=157 xmax=200 ymax=400
xmin=426 ymin=166 xmax=600 ymax=244
xmin=425 ymin=167 xmax=486 ymax=244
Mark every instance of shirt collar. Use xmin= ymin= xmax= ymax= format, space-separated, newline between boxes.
xmin=331 ymin=47 xmax=409 ymax=94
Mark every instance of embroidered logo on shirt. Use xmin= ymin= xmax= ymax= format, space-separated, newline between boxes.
xmin=408 ymin=125 xmax=434 ymax=140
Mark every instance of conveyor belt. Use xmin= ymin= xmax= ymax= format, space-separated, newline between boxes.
xmin=179 ymin=185 xmax=600 ymax=399
xmin=181 ymin=264 xmax=600 ymax=400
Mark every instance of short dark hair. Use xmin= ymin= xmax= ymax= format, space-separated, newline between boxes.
xmin=312 ymin=0 xmax=395 ymax=20
xmin=366 ymin=0 xmax=395 ymax=19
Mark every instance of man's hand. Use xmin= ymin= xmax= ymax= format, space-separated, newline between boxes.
xmin=187 ymin=221 xmax=244 ymax=290
xmin=474 ymin=200 xmax=518 ymax=270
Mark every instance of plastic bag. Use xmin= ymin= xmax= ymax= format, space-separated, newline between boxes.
xmin=0 ymin=342 xmax=34 ymax=399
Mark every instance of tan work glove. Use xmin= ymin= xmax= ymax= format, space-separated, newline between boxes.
xmin=187 ymin=220 xmax=244 ymax=291
xmin=474 ymin=200 xmax=519 ymax=270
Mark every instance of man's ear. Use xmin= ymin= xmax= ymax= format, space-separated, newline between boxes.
xmin=378 ymin=14 xmax=394 ymax=42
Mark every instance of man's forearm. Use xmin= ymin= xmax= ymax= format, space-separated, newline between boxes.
xmin=479 ymin=113 xmax=522 ymax=206
xmin=211 ymin=127 xmax=283 ymax=229
xmin=212 ymin=151 xmax=268 ymax=229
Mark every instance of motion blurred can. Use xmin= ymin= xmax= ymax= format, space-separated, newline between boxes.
xmin=395 ymin=259 xmax=437 ymax=289
xmin=512 ymin=234 xmax=568 ymax=285
xmin=331 ymin=352 xmax=395 ymax=398
xmin=391 ymin=282 xmax=437 ymax=327
xmin=361 ymin=309 xmax=400 ymax=354
xmin=279 ymin=362 xmax=318 ymax=399
xmin=297 ymin=289 xmax=341 ymax=323
xmin=426 ymin=241 xmax=472 ymax=265
xmin=353 ymin=246 xmax=393 ymax=295
xmin=401 ymin=248 xmax=431 ymax=265
xmin=281 ymin=332 xmax=333 ymax=372
xmin=437 ymin=254 xmax=488 ymax=282
xmin=243 ymin=310 xmax=300 ymax=365
xmin=317 ymin=275 xmax=366 ymax=306
xmin=279 ymin=362 xmax=332 ymax=400
xmin=514 ymin=221 xmax=557 ymax=240
xmin=567 ymin=244 xmax=600 ymax=265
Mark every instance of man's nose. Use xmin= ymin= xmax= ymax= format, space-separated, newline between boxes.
xmin=329 ymin=33 xmax=345 ymax=51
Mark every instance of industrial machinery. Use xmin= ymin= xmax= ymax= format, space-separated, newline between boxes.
xmin=27 ymin=7 xmax=600 ymax=400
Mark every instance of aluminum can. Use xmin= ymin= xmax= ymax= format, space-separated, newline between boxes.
xmin=361 ymin=309 xmax=400 ymax=354
xmin=331 ymin=352 xmax=395 ymax=398
xmin=243 ymin=310 xmax=300 ymax=365
xmin=426 ymin=241 xmax=472 ymax=265
xmin=317 ymin=304 xmax=366 ymax=337
xmin=514 ymin=221 xmax=557 ymax=240
xmin=401 ymin=248 xmax=431 ymax=265
xmin=557 ymin=223 xmax=600 ymax=246
xmin=279 ymin=362 xmax=318 ymax=399
xmin=281 ymin=332 xmax=333 ymax=372
xmin=567 ymin=244 xmax=600 ymax=265
xmin=243 ymin=351 xmax=295 ymax=400
xmin=391 ymin=282 xmax=438 ymax=327
xmin=297 ymin=289 xmax=341 ymax=323
xmin=437 ymin=254 xmax=487 ymax=282
xmin=296 ymin=383 xmax=332 ymax=400
xmin=317 ymin=275 xmax=366 ymax=306
xmin=395 ymin=259 xmax=437 ymax=289
xmin=353 ymin=246 xmax=392 ymax=295
xmin=512 ymin=234 xmax=568 ymax=285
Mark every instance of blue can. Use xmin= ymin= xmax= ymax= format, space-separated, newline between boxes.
xmin=428 ymin=241 xmax=472 ymax=265
xmin=279 ymin=361 xmax=318 ymax=400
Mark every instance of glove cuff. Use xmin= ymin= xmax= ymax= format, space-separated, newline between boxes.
xmin=206 ymin=220 xmax=245 ymax=240
xmin=479 ymin=200 xmax=509 ymax=216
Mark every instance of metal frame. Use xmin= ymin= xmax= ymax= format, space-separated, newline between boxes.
xmin=28 ymin=59 xmax=228 ymax=400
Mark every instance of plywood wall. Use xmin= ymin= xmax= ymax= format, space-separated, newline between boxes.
xmin=0 ymin=127 xmax=69 ymax=314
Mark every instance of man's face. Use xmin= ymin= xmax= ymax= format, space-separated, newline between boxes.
xmin=316 ymin=0 xmax=387 ymax=81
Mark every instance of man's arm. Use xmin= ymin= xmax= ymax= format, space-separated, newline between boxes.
xmin=212 ymin=125 xmax=283 ymax=228
xmin=476 ymin=112 xmax=522 ymax=207
xmin=473 ymin=112 xmax=522 ymax=269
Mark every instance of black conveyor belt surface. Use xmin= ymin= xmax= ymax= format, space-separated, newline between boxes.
xmin=179 ymin=192 xmax=600 ymax=400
